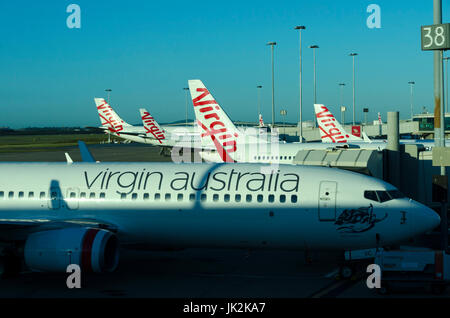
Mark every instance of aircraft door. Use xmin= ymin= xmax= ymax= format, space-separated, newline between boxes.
xmin=318 ymin=181 xmax=337 ymax=221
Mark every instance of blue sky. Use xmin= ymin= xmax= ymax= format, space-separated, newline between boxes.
xmin=0 ymin=0 xmax=448 ymax=128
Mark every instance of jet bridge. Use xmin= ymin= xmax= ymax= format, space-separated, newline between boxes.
xmin=293 ymin=148 xmax=383 ymax=179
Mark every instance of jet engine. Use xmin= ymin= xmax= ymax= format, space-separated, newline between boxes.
xmin=24 ymin=227 xmax=119 ymax=273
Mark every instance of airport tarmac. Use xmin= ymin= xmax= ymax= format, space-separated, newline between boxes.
xmin=0 ymin=143 xmax=448 ymax=298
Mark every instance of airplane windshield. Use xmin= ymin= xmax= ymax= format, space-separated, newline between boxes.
xmin=364 ymin=190 xmax=406 ymax=203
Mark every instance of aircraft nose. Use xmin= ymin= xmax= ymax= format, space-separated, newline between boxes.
xmin=415 ymin=203 xmax=441 ymax=233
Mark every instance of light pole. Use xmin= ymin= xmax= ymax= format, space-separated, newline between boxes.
xmin=295 ymin=26 xmax=306 ymax=142
xmin=105 ymin=89 xmax=112 ymax=105
xmin=341 ymin=106 xmax=346 ymax=126
xmin=310 ymin=45 xmax=319 ymax=127
xmin=267 ymin=42 xmax=277 ymax=128
xmin=339 ymin=83 xmax=346 ymax=124
xmin=408 ymin=81 xmax=415 ymax=120
xmin=280 ymin=109 xmax=287 ymax=138
xmin=349 ymin=53 xmax=358 ymax=126
xmin=363 ymin=108 xmax=369 ymax=126
xmin=445 ymin=57 xmax=449 ymax=114
xmin=183 ymin=87 xmax=189 ymax=126
xmin=256 ymin=85 xmax=263 ymax=123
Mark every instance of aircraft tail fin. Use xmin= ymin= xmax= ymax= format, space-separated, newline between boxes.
xmin=139 ymin=108 xmax=167 ymax=144
xmin=188 ymin=79 xmax=247 ymax=162
xmin=362 ymin=132 xmax=372 ymax=143
xmin=94 ymin=98 xmax=131 ymax=135
xmin=314 ymin=104 xmax=363 ymax=143
xmin=259 ymin=114 xmax=264 ymax=127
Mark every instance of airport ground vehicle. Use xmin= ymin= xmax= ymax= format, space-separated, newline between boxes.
xmin=375 ymin=247 xmax=450 ymax=295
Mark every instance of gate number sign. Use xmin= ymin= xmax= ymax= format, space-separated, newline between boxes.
xmin=421 ymin=24 xmax=450 ymax=51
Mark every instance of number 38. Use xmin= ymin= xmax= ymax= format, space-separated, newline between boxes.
xmin=423 ymin=26 xmax=446 ymax=48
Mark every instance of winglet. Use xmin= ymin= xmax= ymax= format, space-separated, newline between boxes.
xmin=65 ymin=153 xmax=73 ymax=164
xmin=78 ymin=141 xmax=96 ymax=163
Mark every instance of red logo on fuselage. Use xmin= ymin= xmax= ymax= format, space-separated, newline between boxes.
xmin=193 ymin=88 xmax=237 ymax=163
xmin=141 ymin=112 xmax=165 ymax=144
xmin=316 ymin=106 xmax=350 ymax=143
xmin=97 ymin=101 xmax=124 ymax=135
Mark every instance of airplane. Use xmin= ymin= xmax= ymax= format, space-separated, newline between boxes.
xmin=94 ymin=98 xmax=198 ymax=144
xmin=0 ymin=143 xmax=440 ymax=276
xmin=187 ymin=80 xmax=391 ymax=164
xmin=314 ymin=104 xmax=449 ymax=149
xmin=94 ymin=98 xmax=273 ymax=151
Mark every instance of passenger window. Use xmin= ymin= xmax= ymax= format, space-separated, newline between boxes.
xmin=235 ymin=194 xmax=241 ymax=202
xmin=28 ymin=191 xmax=34 ymax=198
xmin=40 ymin=192 xmax=45 ymax=199
xmin=377 ymin=191 xmax=391 ymax=203
xmin=132 ymin=193 xmax=138 ymax=200
xmin=280 ymin=195 xmax=286 ymax=203
xmin=246 ymin=194 xmax=252 ymax=202
xmin=19 ymin=192 xmax=24 ymax=199
xmin=121 ymin=193 xmax=126 ymax=200
xmin=80 ymin=192 xmax=86 ymax=199
xmin=268 ymin=194 xmax=275 ymax=203
xmin=8 ymin=192 xmax=14 ymax=199
xmin=144 ymin=193 xmax=150 ymax=200
xmin=100 ymin=193 xmax=106 ymax=199
xmin=155 ymin=193 xmax=161 ymax=201
xmin=189 ymin=194 xmax=195 ymax=201
xmin=224 ymin=194 xmax=230 ymax=202
xmin=201 ymin=194 xmax=207 ymax=202
xmin=291 ymin=195 xmax=298 ymax=203
xmin=0 ymin=191 xmax=3 ymax=198
xmin=165 ymin=193 xmax=171 ymax=201
xmin=213 ymin=194 xmax=219 ymax=202
xmin=70 ymin=192 xmax=76 ymax=199
xmin=257 ymin=194 xmax=263 ymax=203
xmin=177 ymin=194 xmax=183 ymax=202
xmin=364 ymin=191 xmax=378 ymax=202
xmin=89 ymin=193 xmax=95 ymax=199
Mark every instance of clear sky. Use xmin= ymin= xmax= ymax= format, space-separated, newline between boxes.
xmin=0 ymin=0 xmax=449 ymax=128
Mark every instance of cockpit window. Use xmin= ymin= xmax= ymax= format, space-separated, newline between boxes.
xmin=388 ymin=190 xmax=405 ymax=199
xmin=376 ymin=191 xmax=391 ymax=203
xmin=364 ymin=191 xmax=378 ymax=202
xmin=365 ymin=190 xmax=405 ymax=203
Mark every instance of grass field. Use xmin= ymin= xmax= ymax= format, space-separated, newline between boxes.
xmin=0 ymin=134 xmax=118 ymax=152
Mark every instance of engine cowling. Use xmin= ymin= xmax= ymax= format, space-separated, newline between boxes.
xmin=24 ymin=228 xmax=119 ymax=273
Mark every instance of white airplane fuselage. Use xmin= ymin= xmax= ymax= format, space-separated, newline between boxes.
xmin=0 ymin=162 xmax=439 ymax=251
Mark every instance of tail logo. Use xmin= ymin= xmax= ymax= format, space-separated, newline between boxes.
xmin=316 ymin=105 xmax=350 ymax=143
xmin=97 ymin=101 xmax=124 ymax=135
xmin=193 ymin=88 xmax=237 ymax=163
xmin=141 ymin=111 xmax=165 ymax=144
